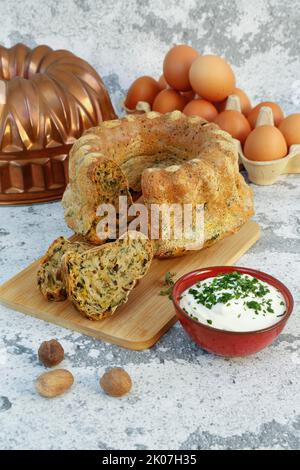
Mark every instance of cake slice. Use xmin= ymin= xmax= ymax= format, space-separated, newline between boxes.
xmin=37 ymin=237 xmax=91 ymax=301
xmin=62 ymin=232 xmax=153 ymax=320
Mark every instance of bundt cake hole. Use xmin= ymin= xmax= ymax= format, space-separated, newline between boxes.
xmin=120 ymin=152 xmax=189 ymax=192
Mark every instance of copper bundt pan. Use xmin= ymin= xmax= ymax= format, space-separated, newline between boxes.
xmin=0 ymin=44 xmax=116 ymax=205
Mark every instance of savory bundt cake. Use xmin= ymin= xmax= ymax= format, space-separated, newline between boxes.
xmin=62 ymin=111 xmax=254 ymax=257
xmin=0 ymin=43 xmax=116 ymax=204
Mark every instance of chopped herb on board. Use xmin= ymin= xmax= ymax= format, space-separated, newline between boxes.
xmin=159 ymin=271 xmax=176 ymax=300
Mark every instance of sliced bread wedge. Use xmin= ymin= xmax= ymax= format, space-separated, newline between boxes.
xmin=62 ymin=231 xmax=153 ymax=320
xmin=37 ymin=236 xmax=91 ymax=301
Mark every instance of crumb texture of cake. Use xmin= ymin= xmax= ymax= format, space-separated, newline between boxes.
xmin=37 ymin=236 xmax=91 ymax=301
xmin=62 ymin=111 xmax=254 ymax=257
xmin=62 ymin=232 xmax=153 ymax=320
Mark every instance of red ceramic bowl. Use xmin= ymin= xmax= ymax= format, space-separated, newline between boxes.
xmin=172 ymin=266 xmax=294 ymax=357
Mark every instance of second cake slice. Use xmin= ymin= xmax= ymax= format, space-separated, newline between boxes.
xmin=62 ymin=232 xmax=153 ymax=320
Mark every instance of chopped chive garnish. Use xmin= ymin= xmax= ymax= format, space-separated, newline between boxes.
xmin=184 ymin=271 xmax=284 ymax=320
xmin=159 ymin=271 xmax=176 ymax=299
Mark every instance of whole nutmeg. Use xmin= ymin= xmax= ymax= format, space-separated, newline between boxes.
xmin=38 ymin=339 xmax=64 ymax=367
xmin=36 ymin=369 xmax=74 ymax=398
xmin=100 ymin=367 xmax=132 ymax=397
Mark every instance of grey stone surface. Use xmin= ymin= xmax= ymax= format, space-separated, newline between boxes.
xmin=0 ymin=0 xmax=300 ymax=451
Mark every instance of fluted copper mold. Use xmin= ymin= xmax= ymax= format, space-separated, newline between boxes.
xmin=0 ymin=44 xmax=117 ymax=204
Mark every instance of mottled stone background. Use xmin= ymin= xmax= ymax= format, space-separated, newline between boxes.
xmin=1 ymin=0 xmax=300 ymax=115
xmin=1 ymin=0 xmax=300 ymax=451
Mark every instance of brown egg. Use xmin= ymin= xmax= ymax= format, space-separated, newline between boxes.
xmin=214 ymin=110 xmax=251 ymax=144
xmin=189 ymin=55 xmax=236 ymax=102
xmin=163 ymin=45 xmax=199 ymax=91
xmin=152 ymin=89 xmax=186 ymax=113
xmin=158 ymin=74 xmax=168 ymax=90
xmin=125 ymin=76 xmax=161 ymax=110
xmin=183 ymin=99 xmax=218 ymax=121
xmin=278 ymin=114 xmax=300 ymax=147
xmin=181 ymin=90 xmax=196 ymax=104
xmin=247 ymin=101 xmax=284 ymax=128
xmin=244 ymin=125 xmax=288 ymax=161
xmin=215 ymin=87 xmax=252 ymax=115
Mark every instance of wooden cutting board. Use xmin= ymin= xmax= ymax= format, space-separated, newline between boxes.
xmin=0 ymin=221 xmax=260 ymax=350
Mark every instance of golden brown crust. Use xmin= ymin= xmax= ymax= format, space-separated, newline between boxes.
xmin=62 ymin=111 xmax=254 ymax=257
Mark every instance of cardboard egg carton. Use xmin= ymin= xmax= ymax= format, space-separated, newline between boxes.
xmin=122 ymin=100 xmax=151 ymax=114
xmin=225 ymin=95 xmax=300 ymax=185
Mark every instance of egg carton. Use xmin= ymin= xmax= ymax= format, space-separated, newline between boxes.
xmin=226 ymin=95 xmax=300 ymax=185
xmin=122 ymin=100 xmax=151 ymax=115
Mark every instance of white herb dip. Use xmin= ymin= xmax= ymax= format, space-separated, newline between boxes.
xmin=179 ymin=271 xmax=286 ymax=332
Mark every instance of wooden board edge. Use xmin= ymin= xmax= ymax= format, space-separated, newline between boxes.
xmin=0 ymin=295 xmax=178 ymax=350
xmin=0 ymin=221 xmax=261 ymax=350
